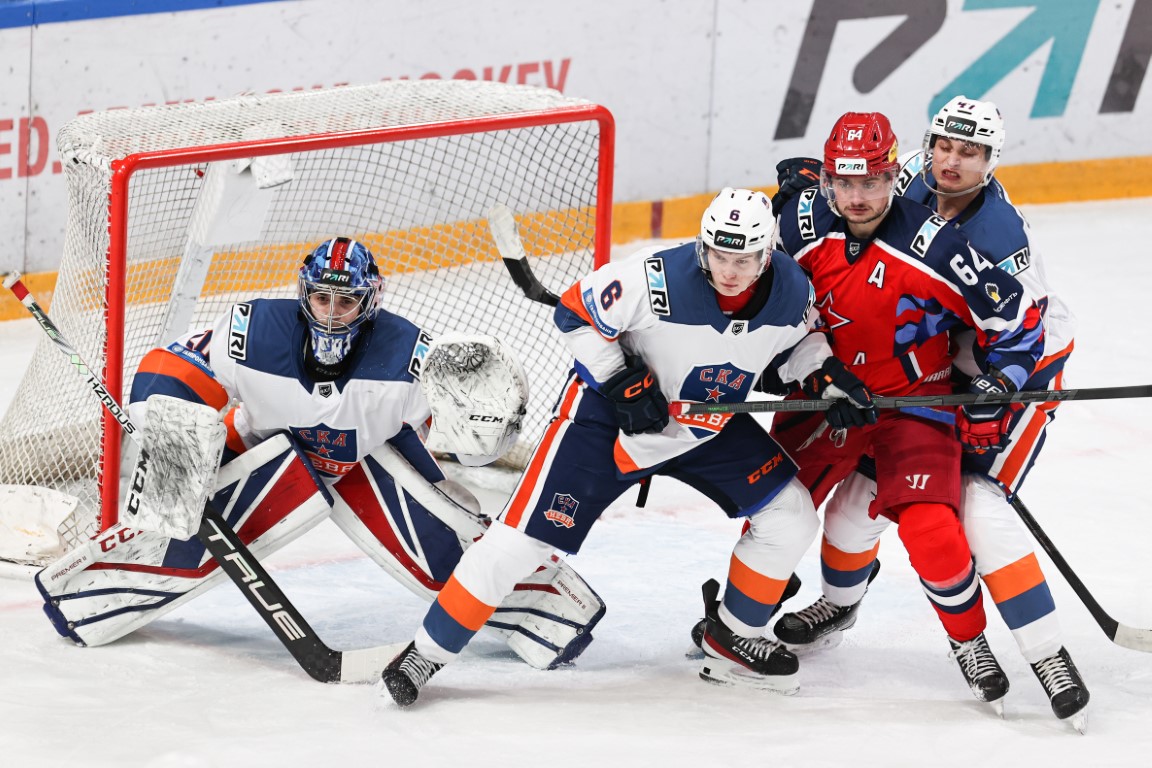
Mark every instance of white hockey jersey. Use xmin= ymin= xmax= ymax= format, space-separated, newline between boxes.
xmin=553 ymin=241 xmax=827 ymax=472
xmin=130 ymin=299 xmax=433 ymax=482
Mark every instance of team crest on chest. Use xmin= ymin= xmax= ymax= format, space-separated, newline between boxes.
xmin=290 ymin=422 xmax=357 ymax=477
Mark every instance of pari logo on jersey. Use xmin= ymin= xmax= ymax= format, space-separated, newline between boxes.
xmin=645 ymin=256 xmax=670 ymax=316
xmin=798 ymin=188 xmax=817 ymax=241
xmin=408 ymin=330 xmax=433 ymax=378
xmin=229 ymin=302 xmax=253 ymax=360
xmin=544 ymin=493 xmax=579 ymax=528
xmin=290 ymin=422 xmax=358 ymax=477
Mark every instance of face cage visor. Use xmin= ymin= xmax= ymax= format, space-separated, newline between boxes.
xmin=299 ymin=279 xmax=376 ymax=366
xmin=819 ymin=168 xmax=897 ymax=207
xmin=694 ymin=237 xmax=769 ymax=279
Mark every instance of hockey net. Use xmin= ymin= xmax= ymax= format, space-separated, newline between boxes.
xmin=0 ymin=80 xmax=613 ymax=560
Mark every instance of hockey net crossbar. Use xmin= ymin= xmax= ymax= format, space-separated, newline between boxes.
xmin=0 ymin=80 xmax=614 ymax=558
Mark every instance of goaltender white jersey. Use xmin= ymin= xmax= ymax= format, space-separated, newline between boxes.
xmin=553 ymin=241 xmax=825 ymax=473
xmin=129 ymin=298 xmax=433 ymax=481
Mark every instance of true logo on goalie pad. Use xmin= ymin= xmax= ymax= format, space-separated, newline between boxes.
xmin=544 ymin=493 xmax=579 ymax=528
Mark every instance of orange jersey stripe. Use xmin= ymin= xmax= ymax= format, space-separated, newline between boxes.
xmin=821 ymin=538 xmax=881 ymax=572
xmin=727 ymin=553 xmax=790 ymax=603
xmin=137 ymin=348 xmax=229 ymax=411
xmin=982 ymin=552 xmax=1046 ymax=603
xmin=504 ymin=379 xmax=583 ymax=528
xmin=559 ymin=282 xmax=593 ymax=326
xmin=437 ymin=574 xmax=496 ymax=632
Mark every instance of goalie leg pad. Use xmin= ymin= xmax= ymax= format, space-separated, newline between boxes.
xmin=36 ymin=434 xmax=332 ymax=646
xmin=331 ymin=443 xmax=604 ymax=669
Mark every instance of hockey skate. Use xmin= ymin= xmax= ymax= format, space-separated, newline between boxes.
xmin=697 ymin=579 xmax=800 ymax=694
xmin=948 ymin=632 xmax=1010 ymax=715
xmin=1031 ymin=646 xmax=1090 ymax=733
xmin=381 ymin=642 xmax=444 ymax=707
xmin=688 ymin=571 xmax=802 ymax=655
xmin=772 ymin=559 xmax=881 ymax=652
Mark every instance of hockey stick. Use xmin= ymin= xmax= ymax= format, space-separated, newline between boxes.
xmin=3 ymin=271 xmax=404 ymax=683
xmin=488 ymin=203 xmax=561 ymax=307
xmin=484 ymin=215 xmax=1152 ymax=412
xmin=1012 ymin=495 xmax=1152 ymax=653
xmin=671 ymin=385 xmax=1152 ymax=416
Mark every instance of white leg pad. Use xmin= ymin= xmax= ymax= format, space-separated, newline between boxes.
xmin=36 ymin=435 xmax=331 ymax=646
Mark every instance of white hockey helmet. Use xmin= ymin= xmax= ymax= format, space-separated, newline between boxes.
xmin=696 ymin=187 xmax=775 ymax=278
xmin=923 ymin=96 xmax=1005 ymax=190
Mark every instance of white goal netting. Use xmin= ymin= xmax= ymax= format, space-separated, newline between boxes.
xmin=0 ymin=80 xmax=613 ymax=559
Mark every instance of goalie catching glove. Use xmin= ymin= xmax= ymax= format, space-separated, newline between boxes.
xmin=421 ymin=332 xmax=528 ymax=463
xmin=122 ymin=394 xmax=227 ymax=540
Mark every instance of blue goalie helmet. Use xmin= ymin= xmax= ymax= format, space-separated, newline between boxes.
xmin=298 ymin=237 xmax=382 ymax=367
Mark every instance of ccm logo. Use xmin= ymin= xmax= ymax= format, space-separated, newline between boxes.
xmin=747 ymin=453 xmax=784 ymax=483
xmin=469 ymin=414 xmax=505 ymax=423
xmin=624 ymin=373 xmax=654 ymax=399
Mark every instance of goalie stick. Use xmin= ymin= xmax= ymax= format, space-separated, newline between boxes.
xmin=488 ymin=203 xmax=561 ymax=307
xmin=3 ymin=271 xmax=404 ymax=683
xmin=1012 ymin=496 xmax=1152 ymax=653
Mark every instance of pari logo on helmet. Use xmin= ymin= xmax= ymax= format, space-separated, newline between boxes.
xmin=820 ymin=111 xmax=900 ymax=215
xmin=696 ymin=187 xmax=775 ymax=285
xmin=298 ymin=237 xmax=383 ymax=368
xmin=923 ymin=95 xmax=1005 ymax=193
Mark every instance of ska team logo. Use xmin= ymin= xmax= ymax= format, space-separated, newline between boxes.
xmin=544 ymin=493 xmax=579 ymax=528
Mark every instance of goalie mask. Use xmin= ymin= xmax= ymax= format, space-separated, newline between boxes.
xmin=696 ymin=187 xmax=775 ymax=285
xmin=922 ymin=96 xmax=1005 ymax=197
xmin=298 ymin=237 xmax=382 ymax=368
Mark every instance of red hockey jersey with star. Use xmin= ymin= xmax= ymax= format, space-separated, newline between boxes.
xmin=775 ymin=188 xmax=1044 ymax=396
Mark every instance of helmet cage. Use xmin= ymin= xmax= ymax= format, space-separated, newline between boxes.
xmin=298 ymin=237 xmax=382 ymax=366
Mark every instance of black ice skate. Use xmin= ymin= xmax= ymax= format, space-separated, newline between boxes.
xmin=772 ymin=559 xmax=881 ymax=651
xmin=697 ymin=579 xmax=800 ymax=694
xmin=688 ymin=571 xmax=802 ymax=653
xmin=381 ymin=641 xmax=444 ymax=707
xmin=948 ymin=632 xmax=1010 ymax=715
xmin=1031 ymin=646 xmax=1090 ymax=733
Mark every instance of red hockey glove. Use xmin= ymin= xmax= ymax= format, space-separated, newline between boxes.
xmin=956 ymin=374 xmax=1017 ymax=453
xmin=603 ymin=357 xmax=670 ymax=436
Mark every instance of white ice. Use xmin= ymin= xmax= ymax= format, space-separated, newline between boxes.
xmin=2 ymin=199 xmax=1151 ymax=767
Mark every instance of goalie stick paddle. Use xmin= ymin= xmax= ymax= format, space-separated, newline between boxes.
xmin=3 ymin=271 xmax=404 ymax=683
xmin=672 ymin=384 xmax=1152 ymax=416
xmin=488 ymin=203 xmax=561 ymax=307
xmin=1012 ymin=496 xmax=1152 ymax=653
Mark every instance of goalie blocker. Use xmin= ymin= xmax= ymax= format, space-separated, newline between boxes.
xmin=37 ymin=436 xmax=603 ymax=670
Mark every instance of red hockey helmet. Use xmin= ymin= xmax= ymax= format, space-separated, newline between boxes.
xmin=822 ymin=112 xmax=899 ymax=178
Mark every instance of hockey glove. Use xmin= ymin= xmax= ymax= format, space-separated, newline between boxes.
xmin=801 ymin=357 xmax=878 ymax=430
xmin=956 ymin=373 xmax=1018 ymax=453
xmin=770 ymin=157 xmax=822 ymax=215
xmin=603 ymin=357 xmax=670 ymax=435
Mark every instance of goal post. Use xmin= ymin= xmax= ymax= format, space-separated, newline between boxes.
xmin=0 ymin=80 xmax=614 ymax=556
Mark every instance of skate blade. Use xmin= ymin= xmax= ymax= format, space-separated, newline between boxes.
xmin=780 ymin=630 xmax=845 ymax=656
xmin=699 ymin=661 xmax=799 ymax=695
xmin=987 ymin=698 xmax=1005 ymax=718
xmin=1067 ymin=708 xmax=1088 ymax=735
